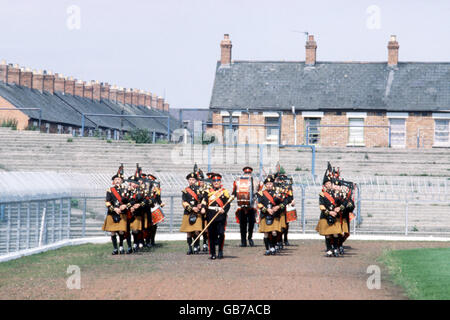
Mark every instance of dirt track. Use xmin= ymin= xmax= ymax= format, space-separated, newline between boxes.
xmin=3 ymin=239 xmax=448 ymax=300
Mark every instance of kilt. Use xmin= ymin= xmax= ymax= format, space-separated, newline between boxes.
xmin=129 ymin=215 xmax=143 ymax=231
xmin=341 ymin=218 xmax=349 ymax=234
xmin=315 ymin=218 xmax=343 ymax=236
xmin=258 ymin=215 xmax=282 ymax=233
xmin=143 ymin=211 xmax=152 ymax=229
xmin=179 ymin=213 xmax=203 ymax=233
xmin=102 ymin=213 xmax=127 ymax=232
xmin=280 ymin=211 xmax=287 ymax=230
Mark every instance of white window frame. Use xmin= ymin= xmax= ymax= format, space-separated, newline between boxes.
xmin=433 ymin=119 xmax=450 ymax=147
xmin=265 ymin=116 xmax=279 ymax=142
xmin=387 ymin=114 xmax=408 ymax=148
xmin=304 ymin=117 xmax=321 ymax=145
xmin=347 ymin=118 xmax=365 ymax=146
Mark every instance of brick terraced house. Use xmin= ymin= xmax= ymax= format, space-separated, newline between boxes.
xmin=0 ymin=62 xmax=179 ymax=139
xmin=208 ymin=34 xmax=450 ymax=148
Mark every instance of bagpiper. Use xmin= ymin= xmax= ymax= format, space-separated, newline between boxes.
xmin=204 ymin=173 xmax=233 ymax=260
xmin=275 ymin=174 xmax=296 ymax=247
xmin=102 ymin=165 xmax=129 ymax=255
xmin=125 ymin=171 xmax=146 ymax=253
xmin=256 ymin=174 xmax=287 ymax=255
xmin=232 ymin=166 xmax=259 ymax=247
xmin=315 ymin=163 xmax=344 ymax=257
xmin=180 ymin=172 xmax=205 ymax=254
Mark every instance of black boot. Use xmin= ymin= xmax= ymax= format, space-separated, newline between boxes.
xmin=248 ymin=239 xmax=254 ymax=247
xmin=264 ymin=238 xmax=270 ymax=255
xmin=111 ymin=235 xmax=118 ymax=255
xmin=126 ymin=235 xmax=133 ymax=254
xmin=325 ymin=237 xmax=333 ymax=257
xmin=187 ymin=237 xmax=193 ymax=255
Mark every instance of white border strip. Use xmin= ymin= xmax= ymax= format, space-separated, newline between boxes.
xmin=1 ymin=233 xmax=449 ymax=263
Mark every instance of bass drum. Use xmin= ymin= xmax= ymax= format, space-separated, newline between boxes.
xmin=236 ymin=176 xmax=254 ymax=207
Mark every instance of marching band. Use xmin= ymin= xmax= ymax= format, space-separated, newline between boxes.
xmin=103 ymin=162 xmax=354 ymax=259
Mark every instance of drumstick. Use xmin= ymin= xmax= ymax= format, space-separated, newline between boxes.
xmin=193 ymin=195 xmax=235 ymax=245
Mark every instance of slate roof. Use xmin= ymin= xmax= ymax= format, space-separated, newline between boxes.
xmin=0 ymin=82 xmax=180 ymax=134
xmin=209 ymin=61 xmax=450 ymax=112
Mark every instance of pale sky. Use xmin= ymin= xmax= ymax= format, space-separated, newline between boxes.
xmin=1 ymin=0 xmax=449 ymax=109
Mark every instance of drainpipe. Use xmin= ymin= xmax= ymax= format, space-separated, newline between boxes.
xmin=292 ymin=106 xmax=297 ymax=145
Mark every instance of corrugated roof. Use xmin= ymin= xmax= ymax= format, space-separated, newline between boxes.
xmin=209 ymin=61 xmax=450 ymax=112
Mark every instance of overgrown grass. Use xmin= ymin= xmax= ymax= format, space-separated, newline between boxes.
xmin=380 ymin=247 xmax=450 ymax=300
xmin=1 ymin=119 xmax=18 ymax=130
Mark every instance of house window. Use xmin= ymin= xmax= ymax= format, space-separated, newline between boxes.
xmin=348 ymin=118 xmax=365 ymax=145
xmin=33 ymin=121 xmax=38 ymax=127
xmin=106 ymin=129 xmax=111 ymax=139
xmin=389 ymin=118 xmax=406 ymax=147
xmin=265 ymin=117 xmax=279 ymax=140
xmin=305 ymin=118 xmax=320 ymax=145
xmin=45 ymin=123 xmax=50 ymax=133
xmin=434 ymin=119 xmax=449 ymax=146
xmin=57 ymin=124 xmax=62 ymax=134
xmin=88 ymin=129 xmax=93 ymax=137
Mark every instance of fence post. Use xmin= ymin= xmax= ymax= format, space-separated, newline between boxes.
xmin=17 ymin=204 xmax=21 ymax=251
xmin=82 ymin=197 xmax=87 ymax=238
xmin=36 ymin=201 xmax=40 ymax=246
xmin=356 ymin=185 xmax=362 ymax=229
xmin=170 ymin=196 xmax=174 ymax=233
xmin=207 ymin=144 xmax=212 ymax=173
xmin=59 ymin=198 xmax=63 ymax=241
xmin=26 ymin=202 xmax=31 ymax=249
xmin=6 ymin=205 xmax=11 ymax=253
xmin=405 ymin=198 xmax=408 ymax=236
xmin=301 ymin=185 xmax=306 ymax=234
xmin=259 ymin=144 xmax=264 ymax=179
xmin=52 ymin=200 xmax=56 ymax=243
xmin=67 ymin=198 xmax=71 ymax=239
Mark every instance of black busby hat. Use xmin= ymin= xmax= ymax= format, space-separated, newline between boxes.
xmin=243 ymin=166 xmax=253 ymax=173
xmin=264 ymin=175 xmax=275 ymax=184
xmin=112 ymin=163 xmax=125 ymax=180
xmin=196 ymin=168 xmax=205 ymax=181
xmin=186 ymin=172 xmax=198 ymax=180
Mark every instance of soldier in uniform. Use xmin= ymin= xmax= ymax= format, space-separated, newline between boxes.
xmin=180 ymin=172 xmax=205 ymax=255
xmin=315 ymin=164 xmax=344 ymax=257
xmin=125 ymin=175 xmax=146 ymax=253
xmin=205 ymin=173 xmax=233 ymax=260
xmin=257 ymin=175 xmax=287 ymax=256
xmin=232 ymin=166 xmax=258 ymax=247
xmin=276 ymin=174 xmax=295 ymax=247
xmin=102 ymin=167 xmax=128 ymax=255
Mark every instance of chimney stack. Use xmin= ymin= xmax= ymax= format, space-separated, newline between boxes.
xmin=109 ymin=85 xmax=118 ymax=102
xmin=100 ymin=82 xmax=110 ymax=101
xmin=157 ymin=96 xmax=164 ymax=111
xmin=131 ymin=89 xmax=139 ymax=106
xmin=74 ymin=80 xmax=85 ymax=98
xmin=163 ymin=102 xmax=169 ymax=112
xmin=125 ymin=88 xmax=132 ymax=104
xmin=305 ymin=35 xmax=317 ymax=66
xmin=54 ymin=74 xmax=66 ymax=93
xmin=152 ymin=94 xmax=158 ymax=109
xmin=117 ymin=87 xmax=125 ymax=104
xmin=43 ymin=70 xmax=55 ymax=94
xmin=7 ymin=64 xmax=21 ymax=85
xmin=32 ymin=70 xmax=44 ymax=92
xmin=84 ymin=81 xmax=94 ymax=100
xmin=20 ymin=68 xmax=33 ymax=88
xmin=0 ymin=60 xmax=7 ymax=82
xmin=138 ymin=90 xmax=146 ymax=106
xmin=145 ymin=92 xmax=152 ymax=108
xmin=64 ymin=77 xmax=75 ymax=95
xmin=220 ymin=34 xmax=232 ymax=66
xmin=92 ymin=80 xmax=101 ymax=101
xmin=387 ymin=35 xmax=399 ymax=67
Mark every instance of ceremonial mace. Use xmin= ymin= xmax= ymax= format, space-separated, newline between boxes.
xmin=193 ymin=195 xmax=235 ymax=245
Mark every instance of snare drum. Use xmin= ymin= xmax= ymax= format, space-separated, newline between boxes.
xmin=286 ymin=204 xmax=297 ymax=223
xmin=236 ymin=176 xmax=254 ymax=207
xmin=151 ymin=205 xmax=165 ymax=225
